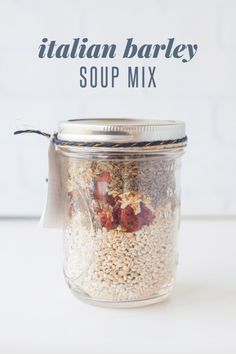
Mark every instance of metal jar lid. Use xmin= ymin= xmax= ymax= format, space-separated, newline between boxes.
xmin=57 ymin=119 xmax=186 ymax=146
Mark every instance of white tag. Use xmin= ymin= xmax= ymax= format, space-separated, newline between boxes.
xmin=40 ymin=141 xmax=64 ymax=228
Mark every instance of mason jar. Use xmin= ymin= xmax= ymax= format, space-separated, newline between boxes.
xmin=56 ymin=119 xmax=187 ymax=307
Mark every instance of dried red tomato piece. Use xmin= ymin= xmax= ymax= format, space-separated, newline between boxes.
xmin=118 ymin=205 xmax=142 ymax=232
xmin=105 ymin=194 xmax=116 ymax=206
xmin=68 ymin=191 xmax=74 ymax=199
xmin=117 ymin=202 xmax=154 ymax=232
xmin=139 ymin=202 xmax=155 ymax=225
xmin=112 ymin=204 xmax=120 ymax=228
xmin=68 ymin=190 xmax=79 ymax=201
xmin=99 ymin=212 xmax=115 ymax=231
xmin=93 ymin=186 xmax=106 ymax=202
xmin=94 ymin=205 xmax=102 ymax=213
xmin=97 ymin=171 xmax=111 ymax=183
xmin=93 ymin=172 xmax=116 ymax=206
xmin=94 ymin=188 xmax=116 ymax=205
xmin=93 ymin=172 xmax=111 ymax=202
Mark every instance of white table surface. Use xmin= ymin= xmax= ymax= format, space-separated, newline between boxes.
xmin=0 ymin=218 xmax=235 ymax=354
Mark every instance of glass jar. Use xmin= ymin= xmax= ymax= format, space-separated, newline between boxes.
xmin=56 ymin=119 xmax=187 ymax=307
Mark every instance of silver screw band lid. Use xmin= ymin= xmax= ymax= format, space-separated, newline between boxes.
xmin=57 ymin=119 xmax=186 ymax=144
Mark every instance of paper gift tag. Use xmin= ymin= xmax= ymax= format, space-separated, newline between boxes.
xmin=40 ymin=141 xmax=64 ymax=228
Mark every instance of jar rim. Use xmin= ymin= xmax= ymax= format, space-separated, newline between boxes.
xmin=57 ymin=118 xmax=186 ymax=145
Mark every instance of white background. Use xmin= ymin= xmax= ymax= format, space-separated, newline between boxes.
xmin=0 ymin=3 xmax=236 ymax=353
xmin=0 ymin=0 xmax=236 ymax=216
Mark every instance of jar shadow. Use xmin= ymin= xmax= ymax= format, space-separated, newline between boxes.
xmin=135 ymin=282 xmax=236 ymax=312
